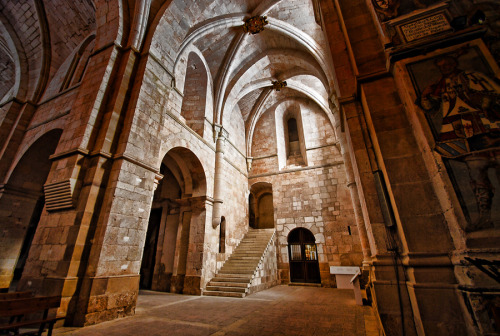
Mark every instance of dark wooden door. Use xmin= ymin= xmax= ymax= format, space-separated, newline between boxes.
xmin=288 ymin=228 xmax=321 ymax=283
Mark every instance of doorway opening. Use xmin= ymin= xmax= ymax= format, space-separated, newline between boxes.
xmin=0 ymin=129 xmax=62 ymax=291
xmin=140 ymin=147 xmax=207 ymax=295
xmin=140 ymin=208 xmax=162 ymax=289
xmin=288 ymin=228 xmax=320 ymax=283
xmin=249 ymin=182 xmax=274 ymax=229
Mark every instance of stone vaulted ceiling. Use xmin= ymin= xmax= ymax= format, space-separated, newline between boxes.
xmin=0 ymin=0 xmax=333 ymax=148
xmin=154 ymin=0 xmax=335 ymax=150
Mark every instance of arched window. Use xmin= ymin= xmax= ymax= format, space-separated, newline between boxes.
xmin=287 ymin=118 xmax=299 ymax=142
xmin=60 ymin=35 xmax=95 ymax=92
xmin=284 ymin=113 xmax=306 ymax=166
xmin=287 ymin=118 xmax=300 ymax=157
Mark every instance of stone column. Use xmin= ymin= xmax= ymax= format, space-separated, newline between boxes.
xmin=212 ymin=125 xmax=227 ymax=229
xmin=184 ymin=196 xmax=208 ymax=295
xmin=330 ymin=97 xmax=372 ymax=267
xmin=171 ymin=199 xmax=192 ymax=294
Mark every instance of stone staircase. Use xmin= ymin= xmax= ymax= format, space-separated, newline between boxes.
xmin=204 ymin=228 xmax=275 ymax=298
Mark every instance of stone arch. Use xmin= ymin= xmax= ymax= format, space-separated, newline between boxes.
xmin=141 ymin=146 xmax=208 ymax=295
xmin=222 ymin=49 xmax=328 ymax=119
xmin=248 ymin=92 xmax=334 ymax=159
xmin=0 ymin=129 xmax=62 ymax=290
xmin=0 ymin=0 xmax=46 ymax=102
xmin=42 ymin=33 xmax=96 ymax=100
xmin=164 ymin=147 xmax=207 ymax=197
xmin=275 ymin=100 xmax=307 ymax=169
xmin=163 ymin=12 xmax=334 ymax=126
xmin=283 ymin=104 xmax=307 ymax=166
xmin=0 ymin=16 xmax=27 ymax=104
xmin=61 ymin=34 xmax=96 ymax=91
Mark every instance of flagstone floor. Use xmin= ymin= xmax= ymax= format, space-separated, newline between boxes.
xmin=54 ymin=285 xmax=381 ymax=336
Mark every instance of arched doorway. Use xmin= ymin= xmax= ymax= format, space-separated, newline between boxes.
xmin=287 ymin=228 xmax=320 ymax=283
xmin=249 ymin=182 xmax=274 ymax=229
xmin=140 ymin=147 xmax=207 ymax=295
xmin=0 ymin=129 xmax=62 ymax=291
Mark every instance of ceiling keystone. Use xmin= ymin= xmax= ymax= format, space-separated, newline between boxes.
xmin=243 ymin=16 xmax=268 ymax=34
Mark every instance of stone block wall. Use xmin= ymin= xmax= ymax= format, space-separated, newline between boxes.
xmin=250 ymin=101 xmax=362 ymax=287
xmin=249 ymin=231 xmax=279 ymax=294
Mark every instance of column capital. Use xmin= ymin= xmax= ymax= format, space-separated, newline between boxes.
xmin=213 ymin=124 xmax=229 ymax=142
xmin=246 ymin=157 xmax=253 ymax=172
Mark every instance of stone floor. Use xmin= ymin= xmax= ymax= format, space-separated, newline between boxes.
xmin=54 ymin=285 xmax=381 ymax=336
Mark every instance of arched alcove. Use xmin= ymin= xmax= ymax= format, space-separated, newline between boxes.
xmin=180 ymin=52 xmax=209 ymax=137
xmin=284 ymin=107 xmax=307 ymax=167
xmin=0 ymin=129 xmax=62 ymax=290
xmin=275 ymin=101 xmax=308 ymax=169
xmin=142 ymin=147 xmax=207 ymax=295
xmin=249 ymin=182 xmax=274 ymax=229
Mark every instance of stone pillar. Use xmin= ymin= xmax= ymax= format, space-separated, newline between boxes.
xmin=183 ymin=196 xmax=208 ymax=295
xmin=330 ymin=97 xmax=372 ymax=268
xmin=212 ymin=125 xmax=227 ymax=230
xmin=171 ymin=199 xmax=192 ymax=294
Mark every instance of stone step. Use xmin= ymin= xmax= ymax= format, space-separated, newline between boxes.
xmin=214 ymin=274 xmax=253 ymax=279
xmin=223 ymin=260 xmax=260 ymax=264
xmin=212 ymin=279 xmax=251 ymax=285
xmin=220 ymin=269 xmax=256 ymax=273
xmin=229 ymin=255 xmax=263 ymax=259
xmin=206 ymin=286 xmax=247 ymax=293
xmin=219 ymin=270 xmax=255 ymax=274
xmin=203 ymin=290 xmax=245 ymax=298
xmin=222 ymin=263 xmax=259 ymax=267
xmin=221 ymin=269 xmax=257 ymax=273
xmin=205 ymin=229 xmax=274 ymax=298
xmin=208 ymin=281 xmax=249 ymax=287
xmin=232 ymin=249 xmax=267 ymax=252
xmin=221 ymin=267 xmax=259 ymax=271
xmin=230 ymin=252 xmax=265 ymax=255
xmin=234 ymin=245 xmax=268 ymax=248
xmin=222 ymin=265 xmax=259 ymax=269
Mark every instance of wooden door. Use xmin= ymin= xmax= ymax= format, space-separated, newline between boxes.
xmin=288 ymin=228 xmax=321 ymax=283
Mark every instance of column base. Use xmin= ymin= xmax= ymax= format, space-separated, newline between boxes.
xmin=73 ymin=274 xmax=139 ymax=326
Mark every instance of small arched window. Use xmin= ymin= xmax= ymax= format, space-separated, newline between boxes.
xmin=287 ymin=118 xmax=300 ymax=157
xmin=287 ymin=118 xmax=299 ymax=142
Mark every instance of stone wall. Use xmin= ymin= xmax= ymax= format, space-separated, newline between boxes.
xmin=249 ymin=231 xmax=279 ymax=294
xmin=250 ymin=100 xmax=361 ymax=287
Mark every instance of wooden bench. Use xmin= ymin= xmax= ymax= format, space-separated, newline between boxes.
xmin=0 ymin=292 xmax=33 ymax=301
xmin=0 ymin=296 xmax=64 ymax=336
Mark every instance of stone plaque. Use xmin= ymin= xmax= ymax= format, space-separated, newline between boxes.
xmin=329 ymin=266 xmax=360 ymax=274
xmin=400 ymin=14 xmax=451 ymax=42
